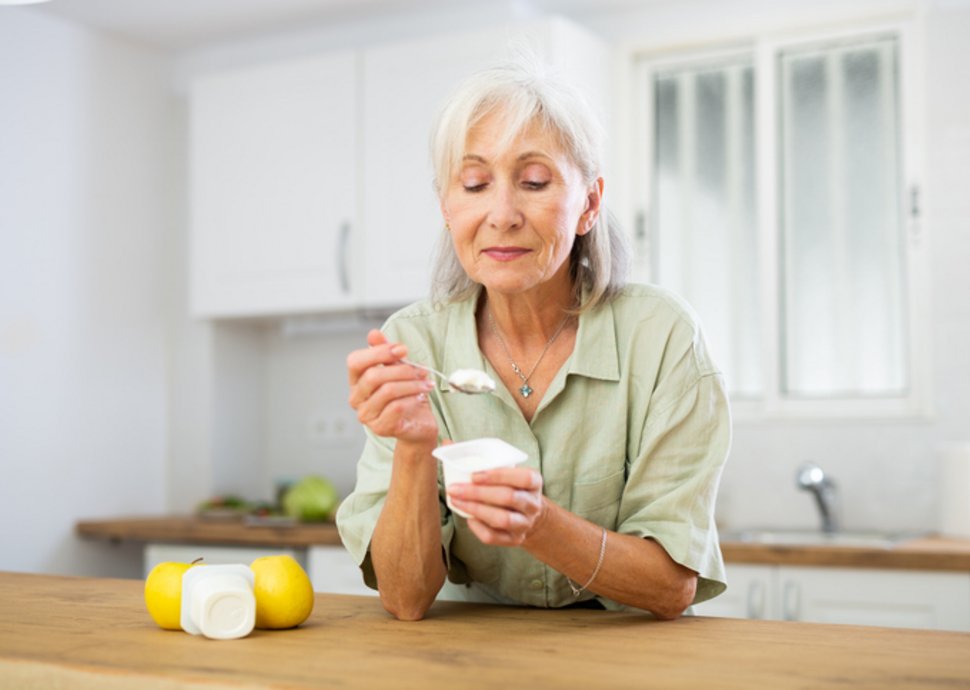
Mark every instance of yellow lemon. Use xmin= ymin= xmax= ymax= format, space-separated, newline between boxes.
xmin=144 ymin=559 xmax=202 ymax=630
xmin=250 ymin=555 xmax=314 ymax=629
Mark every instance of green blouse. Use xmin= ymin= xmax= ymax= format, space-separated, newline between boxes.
xmin=335 ymin=283 xmax=731 ymax=610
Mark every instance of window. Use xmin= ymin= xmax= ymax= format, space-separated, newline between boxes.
xmin=633 ymin=23 xmax=925 ymax=417
xmin=652 ymin=56 xmax=761 ymax=398
xmin=779 ymin=37 xmax=906 ymax=398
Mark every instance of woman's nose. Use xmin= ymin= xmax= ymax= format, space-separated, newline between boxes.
xmin=486 ymin=183 xmax=523 ymax=231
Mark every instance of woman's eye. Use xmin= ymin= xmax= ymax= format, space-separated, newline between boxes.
xmin=463 ymin=183 xmax=487 ymax=193
xmin=522 ymin=180 xmax=549 ymax=190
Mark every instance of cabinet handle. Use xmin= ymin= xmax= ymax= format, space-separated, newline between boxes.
xmin=746 ymin=581 xmax=766 ymax=619
xmin=337 ymin=221 xmax=351 ymax=294
xmin=782 ymin=581 xmax=801 ymax=621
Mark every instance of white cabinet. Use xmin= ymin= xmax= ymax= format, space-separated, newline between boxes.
xmin=307 ymin=545 xmax=375 ymax=597
xmin=190 ymin=51 xmax=359 ymax=317
xmin=189 ymin=17 xmax=609 ymax=317
xmin=693 ymin=564 xmax=970 ymax=632
xmin=691 ymin=564 xmax=774 ymax=620
xmin=359 ymin=18 xmax=609 ymax=308
xmin=143 ymin=543 xmax=374 ymax=597
xmin=144 ymin=543 xmax=306 ymax=577
xmin=778 ymin=566 xmax=969 ymax=631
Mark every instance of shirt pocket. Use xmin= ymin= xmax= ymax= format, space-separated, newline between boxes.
xmin=569 ymin=468 xmax=626 ymax=529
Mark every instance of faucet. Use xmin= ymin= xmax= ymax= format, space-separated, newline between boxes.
xmin=796 ymin=462 xmax=839 ymax=533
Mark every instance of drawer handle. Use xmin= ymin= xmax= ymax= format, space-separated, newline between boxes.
xmin=746 ymin=581 xmax=766 ymax=619
xmin=782 ymin=581 xmax=801 ymax=621
xmin=337 ymin=221 xmax=351 ymax=294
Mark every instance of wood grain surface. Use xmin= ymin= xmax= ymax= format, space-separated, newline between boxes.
xmin=720 ymin=535 xmax=970 ymax=571
xmin=75 ymin=516 xmax=343 ymax=548
xmin=76 ymin=516 xmax=970 ymax=571
xmin=1 ymin=571 xmax=968 ymax=689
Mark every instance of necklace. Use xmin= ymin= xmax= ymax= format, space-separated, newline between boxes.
xmin=486 ymin=306 xmax=571 ymax=398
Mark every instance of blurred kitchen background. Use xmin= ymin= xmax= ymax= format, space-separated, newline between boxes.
xmin=1 ymin=0 xmax=968 ymax=581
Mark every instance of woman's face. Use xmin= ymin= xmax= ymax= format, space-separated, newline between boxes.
xmin=440 ymin=112 xmax=601 ymax=299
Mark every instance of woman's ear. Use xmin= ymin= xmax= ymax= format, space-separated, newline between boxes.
xmin=577 ymin=177 xmax=604 ymax=236
xmin=440 ymin=201 xmax=452 ymax=231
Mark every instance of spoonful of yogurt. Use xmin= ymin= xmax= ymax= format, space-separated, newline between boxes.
xmin=401 ymin=359 xmax=495 ymax=395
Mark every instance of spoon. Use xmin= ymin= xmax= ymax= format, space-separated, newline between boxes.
xmin=400 ymin=358 xmax=495 ymax=395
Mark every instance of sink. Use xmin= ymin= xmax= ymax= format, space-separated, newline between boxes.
xmin=721 ymin=529 xmax=921 ymax=549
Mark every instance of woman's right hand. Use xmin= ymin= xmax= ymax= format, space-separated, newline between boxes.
xmin=347 ymin=329 xmax=439 ymax=445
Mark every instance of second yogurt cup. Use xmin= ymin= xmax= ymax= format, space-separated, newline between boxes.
xmin=433 ymin=438 xmax=528 ymax=518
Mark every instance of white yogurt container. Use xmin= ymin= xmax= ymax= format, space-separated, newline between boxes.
xmin=180 ymin=564 xmax=256 ymax=640
xmin=433 ymin=438 xmax=528 ymax=518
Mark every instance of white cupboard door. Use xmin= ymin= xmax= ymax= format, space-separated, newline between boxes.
xmin=307 ymin=545 xmax=376 ymax=596
xmin=144 ymin=543 xmax=306 ymax=578
xmin=359 ymin=19 xmax=608 ymax=309
xmin=360 ymin=31 xmax=510 ymax=309
xmin=779 ymin=566 xmax=970 ymax=632
xmin=190 ymin=52 xmax=358 ymax=317
xmin=692 ymin=564 xmax=777 ymax=620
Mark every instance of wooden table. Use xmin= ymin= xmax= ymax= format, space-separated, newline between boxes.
xmin=1 ymin=572 xmax=968 ymax=689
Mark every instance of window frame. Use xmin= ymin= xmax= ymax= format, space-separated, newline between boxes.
xmin=625 ymin=16 xmax=931 ymax=421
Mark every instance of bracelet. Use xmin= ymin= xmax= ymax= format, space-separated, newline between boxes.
xmin=567 ymin=527 xmax=608 ymax=598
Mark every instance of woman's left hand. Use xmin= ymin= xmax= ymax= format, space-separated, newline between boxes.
xmin=447 ymin=467 xmax=545 ymax=546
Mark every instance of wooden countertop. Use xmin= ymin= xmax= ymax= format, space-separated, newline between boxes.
xmin=1 ymin=571 xmax=968 ymax=690
xmin=76 ymin=515 xmax=343 ymax=548
xmin=720 ymin=535 xmax=970 ymax=572
xmin=76 ymin=516 xmax=970 ymax=571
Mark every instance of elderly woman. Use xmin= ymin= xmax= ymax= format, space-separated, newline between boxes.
xmin=336 ymin=61 xmax=730 ymax=620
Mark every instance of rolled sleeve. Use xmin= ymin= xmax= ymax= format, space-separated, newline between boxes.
xmin=334 ymin=430 xmax=394 ymax=590
xmin=617 ymin=371 xmax=731 ymax=605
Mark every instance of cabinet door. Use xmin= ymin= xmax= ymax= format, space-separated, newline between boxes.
xmin=779 ymin=566 xmax=970 ymax=632
xmin=307 ymin=545 xmax=376 ymax=596
xmin=144 ymin=543 xmax=306 ymax=577
xmin=190 ymin=52 xmax=358 ymax=317
xmin=360 ymin=19 xmax=608 ymax=309
xmin=692 ymin=564 xmax=777 ymax=619
xmin=360 ymin=31 xmax=514 ymax=309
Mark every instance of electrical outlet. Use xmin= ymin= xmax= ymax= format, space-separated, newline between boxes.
xmin=332 ymin=416 xmax=348 ymax=438
xmin=306 ymin=409 xmax=332 ymax=445
xmin=306 ymin=409 xmax=356 ymax=445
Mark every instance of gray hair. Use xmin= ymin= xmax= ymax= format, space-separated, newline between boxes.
xmin=428 ymin=59 xmax=629 ymax=313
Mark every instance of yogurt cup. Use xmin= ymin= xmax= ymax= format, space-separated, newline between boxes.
xmin=433 ymin=438 xmax=528 ymax=518
xmin=180 ymin=564 xmax=256 ymax=640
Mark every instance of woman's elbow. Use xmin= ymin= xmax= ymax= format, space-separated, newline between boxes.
xmin=652 ymin=574 xmax=697 ymax=620
xmin=386 ymin=605 xmax=429 ymax=622
xmin=380 ymin=593 xmax=435 ymax=621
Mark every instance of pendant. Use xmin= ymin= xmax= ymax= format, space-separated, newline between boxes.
xmin=519 ymin=384 xmax=533 ymax=398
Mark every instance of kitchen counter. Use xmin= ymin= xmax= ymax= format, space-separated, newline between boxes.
xmin=720 ymin=535 xmax=970 ymax=571
xmin=76 ymin=516 xmax=970 ymax=571
xmin=76 ymin=515 xmax=343 ymax=548
xmin=1 ymin=571 xmax=968 ymax=690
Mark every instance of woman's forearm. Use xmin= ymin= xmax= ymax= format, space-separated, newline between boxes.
xmin=524 ymin=501 xmax=697 ymax=618
xmin=369 ymin=440 xmax=447 ymax=620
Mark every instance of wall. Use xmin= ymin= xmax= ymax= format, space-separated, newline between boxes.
xmin=0 ymin=8 xmax=176 ymax=576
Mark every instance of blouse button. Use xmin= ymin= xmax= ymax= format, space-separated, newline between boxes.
xmin=529 ymin=579 xmax=543 ymax=590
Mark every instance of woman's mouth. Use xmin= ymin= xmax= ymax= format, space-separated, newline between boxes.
xmin=482 ymin=246 xmax=531 ymax=262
